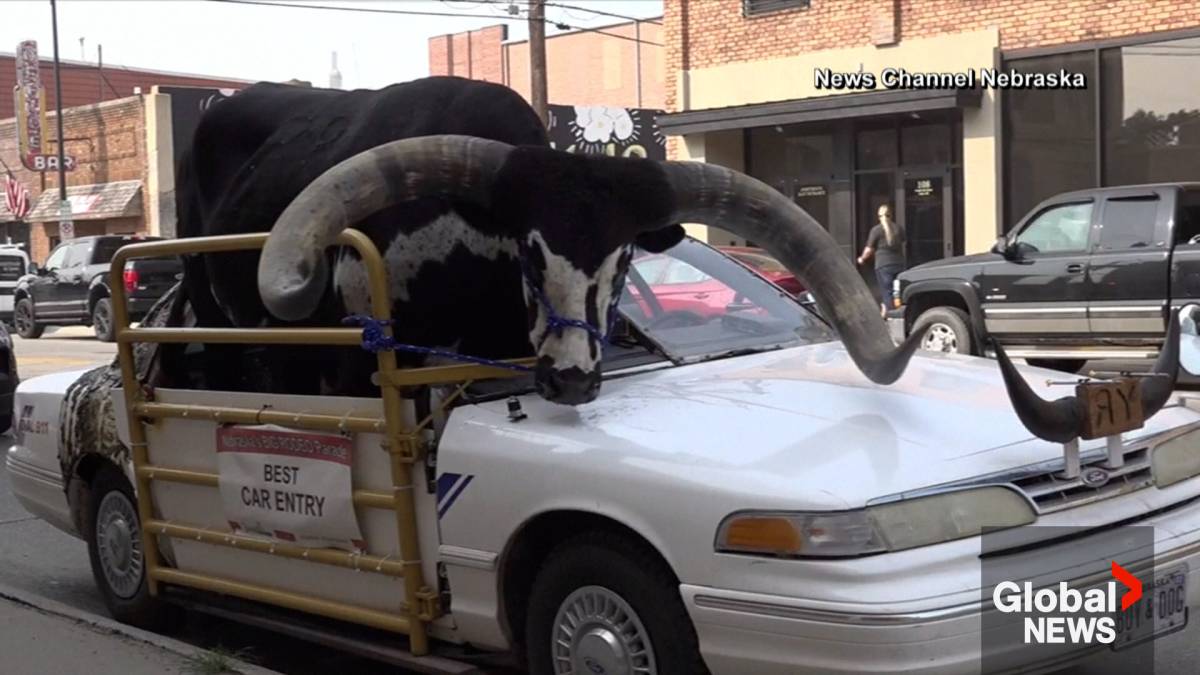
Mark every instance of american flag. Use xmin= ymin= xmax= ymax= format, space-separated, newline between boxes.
xmin=3 ymin=171 xmax=30 ymax=221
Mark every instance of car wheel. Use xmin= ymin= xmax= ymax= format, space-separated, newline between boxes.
xmin=13 ymin=298 xmax=42 ymax=339
xmin=1026 ymin=358 xmax=1087 ymax=374
xmin=85 ymin=464 xmax=174 ymax=629
xmin=92 ymin=297 xmax=115 ymax=342
xmin=525 ymin=531 xmax=708 ymax=675
xmin=912 ymin=306 xmax=973 ymax=355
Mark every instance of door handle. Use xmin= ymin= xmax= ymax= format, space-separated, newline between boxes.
xmin=1066 ymin=264 xmax=1084 ymax=274
xmin=693 ymin=293 xmax=709 ymax=299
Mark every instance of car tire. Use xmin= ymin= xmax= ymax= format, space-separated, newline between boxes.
xmin=85 ymin=463 xmax=175 ymax=630
xmin=1026 ymin=358 xmax=1087 ymax=374
xmin=92 ymin=297 xmax=115 ymax=342
xmin=13 ymin=298 xmax=42 ymax=339
xmin=912 ymin=306 xmax=973 ymax=355
xmin=524 ymin=531 xmax=708 ymax=675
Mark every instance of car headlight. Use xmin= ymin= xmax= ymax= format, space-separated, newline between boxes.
xmin=1152 ymin=427 xmax=1200 ymax=488
xmin=715 ymin=486 xmax=1036 ymax=558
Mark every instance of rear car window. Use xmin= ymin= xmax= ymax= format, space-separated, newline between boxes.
xmin=1099 ymin=196 xmax=1160 ymax=250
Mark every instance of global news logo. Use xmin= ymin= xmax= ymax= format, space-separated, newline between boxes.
xmin=992 ymin=561 xmax=1142 ymax=645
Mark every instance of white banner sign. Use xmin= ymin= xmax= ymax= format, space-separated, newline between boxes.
xmin=216 ymin=424 xmax=365 ymax=552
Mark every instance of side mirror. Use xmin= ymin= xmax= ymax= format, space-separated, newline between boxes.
xmin=27 ymin=262 xmax=40 ymax=275
xmin=1179 ymin=305 xmax=1200 ymax=376
xmin=993 ymin=236 xmax=1023 ymax=260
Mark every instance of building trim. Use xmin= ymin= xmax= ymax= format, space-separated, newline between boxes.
xmin=1001 ymin=25 xmax=1200 ymax=60
xmin=657 ymin=87 xmax=982 ymax=136
xmin=0 ymin=51 xmax=257 ymax=85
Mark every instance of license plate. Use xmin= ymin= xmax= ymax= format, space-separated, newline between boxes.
xmin=1112 ymin=565 xmax=1189 ymax=650
xmin=1077 ymin=379 xmax=1145 ymax=440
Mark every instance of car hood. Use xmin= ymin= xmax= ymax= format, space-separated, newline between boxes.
xmin=900 ymin=251 xmax=998 ymax=280
xmin=496 ymin=343 xmax=1198 ymax=510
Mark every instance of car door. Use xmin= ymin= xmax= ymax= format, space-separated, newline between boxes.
xmin=1086 ymin=190 xmax=1171 ymax=338
xmin=982 ymin=199 xmax=1096 ymax=338
xmin=55 ymin=241 xmax=91 ymax=318
xmin=1169 ymin=188 xmax=1200 ymax=314
xmin=31 ymin=244 xmax=70 ymax=316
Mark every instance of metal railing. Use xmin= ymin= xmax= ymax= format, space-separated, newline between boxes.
xmin=108 ymin=230 xmax=533 ymax=655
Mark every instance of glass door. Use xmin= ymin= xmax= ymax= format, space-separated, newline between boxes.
xmin=855 ymin=172 xmax=897 ymax=296
xmin=900 ymin=169 xmax=953 ymax=269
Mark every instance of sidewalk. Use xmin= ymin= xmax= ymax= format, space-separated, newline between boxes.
xmin=0 ymin=583 xmax=278 ymax=675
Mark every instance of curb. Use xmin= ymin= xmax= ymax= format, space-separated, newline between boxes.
xmin=0 ymin=581 xmax=281 ymax=675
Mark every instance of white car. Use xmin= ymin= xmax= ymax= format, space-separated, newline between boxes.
xmin=8 ymin=238 xmax=1200 ymax=675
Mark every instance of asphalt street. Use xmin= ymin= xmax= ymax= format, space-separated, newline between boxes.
xmin=0 ymin=332 xmax=1197 ymax=674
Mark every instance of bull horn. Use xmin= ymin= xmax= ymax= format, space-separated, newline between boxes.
xmin=258 ymin=135 xmax=513 ymax=322
xmin=993 ymin=309 xmax=1181 ymax=443
xmin=656 ymin=161 xmax=923 ymax=385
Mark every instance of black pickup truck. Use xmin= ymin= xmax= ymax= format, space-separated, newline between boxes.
xmin=890 ymin=182 xmax=1200 ymax=372
xmin=13 ymin=235 xmax=181 ymax=342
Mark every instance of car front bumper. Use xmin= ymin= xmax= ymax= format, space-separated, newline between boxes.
xmin=683 ymin=501 xmax=1200 ymax=675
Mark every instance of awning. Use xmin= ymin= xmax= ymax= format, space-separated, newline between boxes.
xmin=25 ymin=180 xmax=143 ymax=222
xmin=656 ymin=87 xmax=983 ymax=136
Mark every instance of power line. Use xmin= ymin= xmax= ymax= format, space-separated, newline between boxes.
xmin=208 ymin=0 xmax=661 ymax=46
xmin=208 ymin=0 xmax=519 ymax=20
xmin=453 ymin=0 xmax=662 ymax=26
xmin=545 ymin=2 xmax=662 ymax=25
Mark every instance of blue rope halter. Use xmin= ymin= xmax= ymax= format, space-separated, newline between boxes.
xmin=346 ymin=253 xmax=621 ymax=372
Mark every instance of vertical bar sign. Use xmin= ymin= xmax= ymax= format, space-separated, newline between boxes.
xmin=14 ymin=40 xmax=46 ymax=171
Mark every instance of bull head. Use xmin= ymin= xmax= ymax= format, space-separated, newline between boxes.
xmin=257 ymin=135 xmax=924 ymax=405
xmin=993 ymin=310 xmax=1182 ymax=443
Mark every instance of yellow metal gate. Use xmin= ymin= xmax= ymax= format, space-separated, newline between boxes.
xmin=108 ymin=230 xmax=531 ymax=655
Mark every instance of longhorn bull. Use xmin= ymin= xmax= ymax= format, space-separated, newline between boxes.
xmin=171 ymin=77 xmax=925 ymax=405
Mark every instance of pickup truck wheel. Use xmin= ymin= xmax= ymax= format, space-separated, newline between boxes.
xmin=525 ymin=532 xmax=707 ymax=675
xmin=13 ymin=298 xmax=42 ymax=339
xmin=1025 ymin=358 xmax=1087 ymax=374
xmin=912 ymin=306 xmax=973 ymax=355
xmin=92 ymin=297 xmax=114 ymax=342
xmin=85 ymin=464 xmax=174 ymax=630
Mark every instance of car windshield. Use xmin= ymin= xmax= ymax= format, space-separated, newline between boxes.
xmin=614 ymin=237 xmax=832 ymax=363
xmin=464 ymin=238 xmax=833 ymax=400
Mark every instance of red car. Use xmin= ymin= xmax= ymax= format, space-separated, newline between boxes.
xmin=627 ymin=247 xmax=800 ymax=321
xmin=717 ymin=246 xmax=805 ymax=296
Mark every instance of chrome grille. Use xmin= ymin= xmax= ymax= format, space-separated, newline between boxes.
xmin=1010 ymin=447 xmax=1154 ymax=513
xmin=0 ymin=256 xmax=23 ymax=281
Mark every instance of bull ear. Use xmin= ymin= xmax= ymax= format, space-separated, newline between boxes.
xmin=635 ymin=224 xmax=685 ymax=253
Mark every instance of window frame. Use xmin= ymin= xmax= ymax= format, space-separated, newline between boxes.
xmin=43 ymin=244 xmax=69 ymax=271
xmin=743 ymin=0 xmax=810 ymax=18
xmin=1012 ymin=199 xmax=1096 ymax=255
xmin=1096 ymin=193 xmax=1165 ymax=252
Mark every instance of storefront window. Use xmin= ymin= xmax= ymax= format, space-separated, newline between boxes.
xmin=1004 ymin=51 xmax=1097 ymax=230
xmin=856 ymin=126 xmax=897 ymax=170
xmin=748 ymin=127 xmax=834 ymax=191
xmin=901 ymin=123 xmax=951 ymax=166
xmin=1102 ymin=37 xmax=1200 ymax=186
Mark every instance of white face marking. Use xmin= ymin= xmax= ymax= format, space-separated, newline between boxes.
xmin=526 ymin=231 xmax=627 ymax=375
xmin=333 ymin=211 xmax=518 ymax=315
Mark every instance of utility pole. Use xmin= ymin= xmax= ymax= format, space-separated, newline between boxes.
xmin=50 ymin=0 xmax=72 ymax=240
xmin=528 ymin=0 xmax=548 ymax=127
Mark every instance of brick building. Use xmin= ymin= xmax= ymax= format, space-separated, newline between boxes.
xmin=429 ymin=20 xmax=664 ymax=109
xmin=1 ymin=51 xmax=252 ymax=262
xmin=429 ymin=20 xmax=668 ymax=160
xmin=659 ymin=0 xmax=1200 ymax=275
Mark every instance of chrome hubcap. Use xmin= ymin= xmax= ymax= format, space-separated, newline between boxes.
xmin=95 ymin=306 xmax=109 ymax=335
xmin=97 ymin=491 xmax=143 ymax=599
xmin=921 ymin=322 xmax=958 ymax=353
xmin=552 ymin=585 xmax=655 ymax=675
